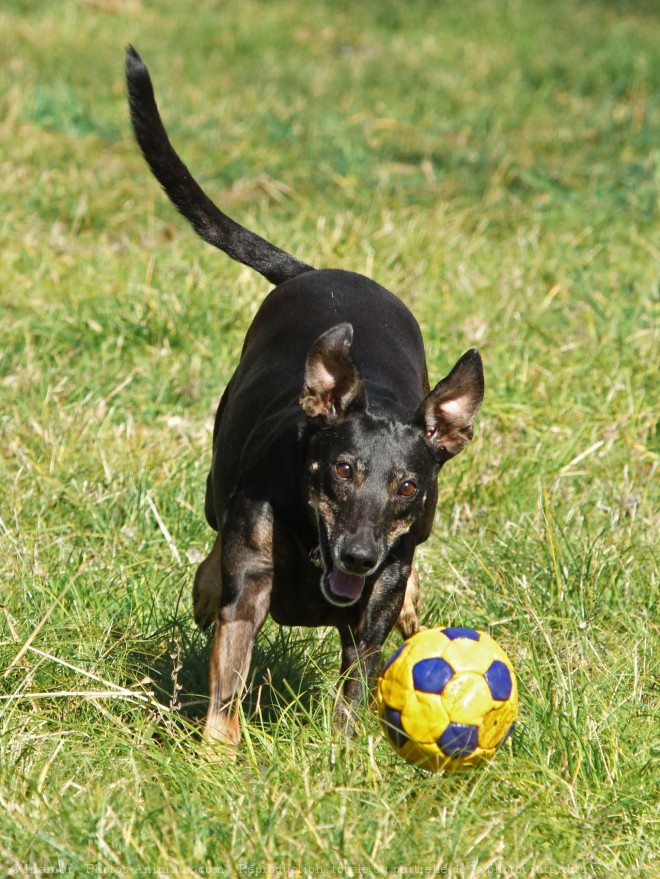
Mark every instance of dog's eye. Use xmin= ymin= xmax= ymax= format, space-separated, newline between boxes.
xmin=398 ymin=480 xmax=417 ymax=498
xmin=335 ymin=462 xmax=353 ymax=480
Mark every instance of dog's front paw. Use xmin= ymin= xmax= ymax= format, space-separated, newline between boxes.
xmin=332 ymin=696 xmax=360 ymax=739
xmin=203 ymin=712 xmax=241 ymax=745
xmin=201 ymin=712 xmax=241 ymax=762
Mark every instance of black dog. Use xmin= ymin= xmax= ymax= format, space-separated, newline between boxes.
xmin=125 ymin=47 xmax=484 ymax=745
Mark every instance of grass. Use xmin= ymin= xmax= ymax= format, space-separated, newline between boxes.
xmin=0 ymin=0 xmax=658 ymax=875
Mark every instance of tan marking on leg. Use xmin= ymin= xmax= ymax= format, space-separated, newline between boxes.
xmin=395 ymin=565 xmax=421 ymax=639
xmin=203 ymin=619 xmax=256 ymax=746
xmin=200 ymin=501 xmax=274 ymax=750
xmin=192 ymin=535 xmax=221 ymax=630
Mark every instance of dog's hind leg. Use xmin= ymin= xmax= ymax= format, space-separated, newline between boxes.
xmin=395 ymin=565 xmax=421 ymax=639
xmin=192 ymin=535 xmax=222 ymax=630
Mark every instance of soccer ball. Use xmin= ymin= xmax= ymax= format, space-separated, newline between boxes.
xmin=376 ymin=627 xmax=518 ymax=772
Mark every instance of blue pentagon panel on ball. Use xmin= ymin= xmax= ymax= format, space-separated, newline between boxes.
xmin=382 ymin=707 xmax=409 ymax=749
xmin=441 ymin=627 xmax=481 ymax=641
xmin=484 ymin=660 xmax=513 ymax=701
xmin=412 ymin=657 xmax=455 ymax=694
xmin=438 ymin=723 xmax=480 ymax=757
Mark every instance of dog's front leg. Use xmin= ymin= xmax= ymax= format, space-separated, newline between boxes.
xmin=335 ymin=559 xmax=411 ymax=733
xmin=203 ymin=503 xmax=274 ymax=746
xmin=335 ymin=630 xmax=385 ymax=734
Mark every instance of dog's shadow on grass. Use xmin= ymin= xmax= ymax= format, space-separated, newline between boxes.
xmin=134 ymin=614 xmax=337 ymax=735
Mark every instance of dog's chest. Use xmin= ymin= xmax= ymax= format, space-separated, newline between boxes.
xmin=268 ymin=546 xmax=351 ymax=628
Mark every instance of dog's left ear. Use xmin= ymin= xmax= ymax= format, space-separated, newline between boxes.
xmin=300 ymin=323 xmax=367 ymax=424
xmin=414 ymin=348 xmax=484 ymax=459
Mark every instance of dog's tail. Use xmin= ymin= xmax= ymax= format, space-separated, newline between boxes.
xmin=125 ymin=46 xmax=314 ymax=286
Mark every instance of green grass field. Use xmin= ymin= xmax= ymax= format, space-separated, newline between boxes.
xmin=1 ymin=0 xmax=658 ymax=875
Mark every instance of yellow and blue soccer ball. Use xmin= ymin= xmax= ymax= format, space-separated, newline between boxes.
xmin=376 ymin=627 xmax=518 ymax=772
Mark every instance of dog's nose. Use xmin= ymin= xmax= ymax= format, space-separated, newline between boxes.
xmin=340 ymin=534 xmax=379 ymax=575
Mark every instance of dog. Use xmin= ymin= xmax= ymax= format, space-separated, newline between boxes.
xmin=125 ymin=47 xmax=484 ymax=745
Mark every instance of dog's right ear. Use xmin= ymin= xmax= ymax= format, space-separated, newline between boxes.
xmin=300 ymin=323 xmax=367 ymax=424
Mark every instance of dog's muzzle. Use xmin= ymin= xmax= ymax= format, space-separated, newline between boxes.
xmin=326 ymin=566 xmax=365 ymax=601
xmin=310 ymin=545 xmax=369 ymax=606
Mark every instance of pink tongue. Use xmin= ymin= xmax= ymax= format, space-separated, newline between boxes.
xmin=328 ymin=567 xmax=365 ymax=599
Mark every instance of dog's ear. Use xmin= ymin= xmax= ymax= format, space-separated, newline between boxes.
xmin=300 ymin=323 xmax=367 ymax=424
xmin=414 ymin=348 xmax=484 ymax=458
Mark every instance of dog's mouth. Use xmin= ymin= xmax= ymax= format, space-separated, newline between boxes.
xmin=310 ymin=540 xmax=368 ymax=607
xmin=326 ymin=565 xmax=365 ymax=603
